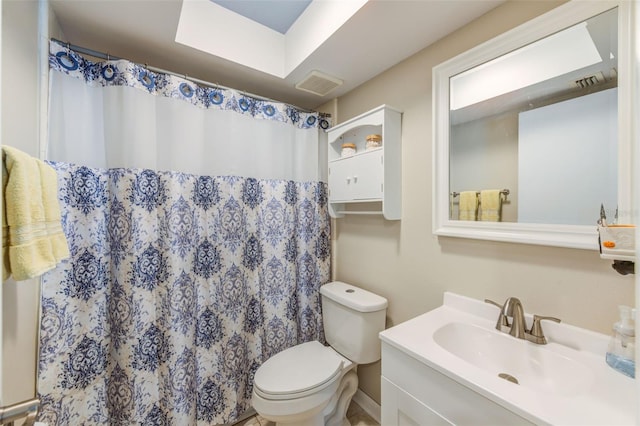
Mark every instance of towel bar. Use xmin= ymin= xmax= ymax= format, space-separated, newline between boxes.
xmin=0 ymin=397 xmax=40 ymax=426
xmin=451 ymin=189 xmax=509 ymax=198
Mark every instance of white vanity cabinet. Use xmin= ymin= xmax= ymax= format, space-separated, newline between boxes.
xmin=327 ymin=105 xmax=401 ymax=219
xmin=381 ymin=342 xmax=533 ymax=426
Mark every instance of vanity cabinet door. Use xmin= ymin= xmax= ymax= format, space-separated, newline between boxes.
xmin=382 ymin=377 xmax=453 ymax=426
xmin=381 ymin=343 xmax=534 ymax=426
xmin=328 ymin=150 xmax=383 ymax=202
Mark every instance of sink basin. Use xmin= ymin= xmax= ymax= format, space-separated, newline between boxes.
xmin=433 ymin=321 xmax=594 ymax=396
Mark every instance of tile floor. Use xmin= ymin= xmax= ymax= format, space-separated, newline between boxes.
xmin=234 ymin=400 xmax=380 ymax=426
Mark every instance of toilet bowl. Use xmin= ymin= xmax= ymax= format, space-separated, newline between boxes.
xmin=252 ymin=281 xmax=388 ymax=426
xmin=252 ymin=341 xmax=356 ymax=426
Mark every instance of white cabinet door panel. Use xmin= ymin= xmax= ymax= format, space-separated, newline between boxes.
xmin=382 ymin=377 xmax=453 ymax=426
xmin=328 ymin=151 xmax=383 ymax=202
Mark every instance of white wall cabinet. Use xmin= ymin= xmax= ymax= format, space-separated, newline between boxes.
xmin=381 ymin=343 xmax=533 ymax=426
xmin=327 ymin=105 xmax=401 ymax=220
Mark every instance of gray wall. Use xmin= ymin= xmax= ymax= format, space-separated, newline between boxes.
xmin=450 ymin=111 xmax=519 ymax=222
xmin=2 ymin=0 xmax=41 ymax=405
xmin=2 ymin=0 xmax=65 ymax=406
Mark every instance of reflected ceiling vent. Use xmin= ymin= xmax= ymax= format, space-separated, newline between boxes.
xmin=295 ymin=70 xmax=343 ymax=96
xmin=573 ymin=71 xmax=605 ymax=89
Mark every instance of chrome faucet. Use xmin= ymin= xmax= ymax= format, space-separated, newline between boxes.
xmin=485 ymin=297 xmax=560 ymax=344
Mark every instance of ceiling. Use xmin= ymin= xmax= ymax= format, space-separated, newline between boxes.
xmin=49 ymin=0 xmax=505 ymax=111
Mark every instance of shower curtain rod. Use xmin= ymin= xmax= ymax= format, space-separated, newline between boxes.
xmin=50 ymin=38 xmax=325 ymax=115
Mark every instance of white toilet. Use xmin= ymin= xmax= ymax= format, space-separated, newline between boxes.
xmin=252 ymin=281 xmax=388 ymax=426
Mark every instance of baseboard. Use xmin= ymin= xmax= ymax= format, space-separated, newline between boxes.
xmin=229 ymin=407 xmax=256 ymax=425
xmin=352 ymin=389 xmax=381 ymax=424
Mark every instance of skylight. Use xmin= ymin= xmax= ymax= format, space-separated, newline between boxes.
xmin=211 ymin=0 xmax=312 ymax=34
xmin=176 ymin=0 xmax=367 ymax=79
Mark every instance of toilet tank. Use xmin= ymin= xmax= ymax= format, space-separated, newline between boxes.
xmin=320 ymin=281 xmax=388 ymax=364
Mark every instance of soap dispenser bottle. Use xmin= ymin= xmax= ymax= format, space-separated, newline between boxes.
xmin=605 ymin=305 xmax=636 ymax=378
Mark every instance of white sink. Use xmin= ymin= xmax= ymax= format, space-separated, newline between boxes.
xmin=433 ymin=321 xmax=594 ymax=396
xmin=379 ymin=292 xmax=637 ymax=425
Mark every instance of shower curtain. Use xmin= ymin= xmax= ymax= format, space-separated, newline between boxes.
xmin=37 ymin=41 xmax=331 ymax=425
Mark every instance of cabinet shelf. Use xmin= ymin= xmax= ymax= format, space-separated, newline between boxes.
xmin=329 ymin=147 xmax=383 ymax=163
xmin=335 ymin=210 xmax=384 ymax=215
xmin=327 ymin=105 xmax=402 ymax=220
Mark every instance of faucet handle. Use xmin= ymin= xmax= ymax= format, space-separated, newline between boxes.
xmin=484 ymin=299 xmax=502 ymax=309
xmin=527 ymin=314 xmax=561 ymax=344
xmin=485 ymin=299 xmax=510 ymax=330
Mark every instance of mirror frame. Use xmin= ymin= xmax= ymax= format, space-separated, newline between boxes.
xmin=433 ymin=0 xmax=632 ymax=250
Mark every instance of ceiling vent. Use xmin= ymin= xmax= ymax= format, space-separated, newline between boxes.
xmin=295 ymin=70 xmax=343 ymax=96
xmin=573 ymin=71 xmax=605 ymax=89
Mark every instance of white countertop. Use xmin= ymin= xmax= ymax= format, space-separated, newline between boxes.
xmin=379 ymin=292 xmax=637 ymax=425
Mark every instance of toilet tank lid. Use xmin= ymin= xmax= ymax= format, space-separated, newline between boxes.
xmin=320 ymin=281 xmax=388 ymax=313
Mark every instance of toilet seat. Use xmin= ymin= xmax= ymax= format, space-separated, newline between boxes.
xmin=253 ymin=341 xmax=349 ymax=400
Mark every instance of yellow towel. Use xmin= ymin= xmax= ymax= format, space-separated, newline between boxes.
xmin=458 ymin=191 xmax=478 ymax=221
xmin=2 ymin=146 xmax=70 ymax=281
xmin=480 ymin=189 xmax=502 ymax=222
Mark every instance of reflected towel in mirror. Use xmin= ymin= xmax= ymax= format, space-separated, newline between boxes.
xmin=458 ymin=191 xmax=478 ymax=221
xmin=480 ymin=189 xmax=502 ymax=222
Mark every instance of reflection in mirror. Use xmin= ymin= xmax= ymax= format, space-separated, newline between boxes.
xmin=449 ymin=8 xmax=617 ymax=226
xmin=433 ymin=1 xmax=631 ymax=249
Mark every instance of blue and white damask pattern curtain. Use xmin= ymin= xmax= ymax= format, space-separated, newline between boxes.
xmin=38 ymin=41 xmax=331 ymax=425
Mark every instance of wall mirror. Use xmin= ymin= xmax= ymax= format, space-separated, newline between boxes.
xmin=433 ymin=0 xmax=631 ymax=250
